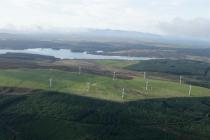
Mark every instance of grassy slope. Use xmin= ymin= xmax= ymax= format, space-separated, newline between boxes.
xmin=0 ymin=69 xmax=210 ymax=101
xmin=0 ymin=92 xmax=210 ymax=140
xmin=126 ymin=59 xmax=210 ymax=75
xmin=126 ymin=59 xmax=210 ymax=88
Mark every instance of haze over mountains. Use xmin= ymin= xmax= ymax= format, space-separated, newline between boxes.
xmin=0 ymin=28 xmax=209 ymax=48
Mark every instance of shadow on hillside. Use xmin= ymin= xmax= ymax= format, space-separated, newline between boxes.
xmin=0 ymin=90 xmax=210 ymax=140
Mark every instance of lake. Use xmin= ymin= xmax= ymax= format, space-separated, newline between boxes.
xmin=0 ymin=48 xmax=155 ymax=60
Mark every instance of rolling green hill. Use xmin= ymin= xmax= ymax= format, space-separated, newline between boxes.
xmin=0 ymin=68 xmax=210 ymax=101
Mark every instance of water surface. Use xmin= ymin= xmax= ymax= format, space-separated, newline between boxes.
xmin=0 ymin=48 xmax=155 ymax=60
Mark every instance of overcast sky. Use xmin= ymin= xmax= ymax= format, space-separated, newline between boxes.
xmin=0 ymin=0 xmax=209 ymax=39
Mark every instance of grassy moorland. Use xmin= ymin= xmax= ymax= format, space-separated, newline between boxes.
xmin=0 ymin=68 xmax=210 ymax=101
xmin=126 ymin=59 xmax=210 ymax=76
xmin=126 ymin=59 xmax=210 ymax=88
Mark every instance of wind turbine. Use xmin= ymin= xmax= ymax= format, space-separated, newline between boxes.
xmin=122 ymin=88 xmax=125 ymax=100
xmin=189 ymin=85 xmax=192 ymax=96
xmin=144 ymin=72 xmax=146 ymax=80
xmin=113 ymin=72 xmax=116 ymax=80
xmin=180 ymin=75 xmax=182 ymax=85
xmin=49 ymin=78 xmax=52 ymax=88
xmin=78 ymin=66 xmax=81 ymax=75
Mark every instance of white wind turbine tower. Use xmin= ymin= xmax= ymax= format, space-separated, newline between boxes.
xmin=49 ymin=78 xmax=52 ymax=88
xmin=122 ymin=88 xmax=125 ymax=100
xmin=144 ymin=72 xmax=146 ymax=80
xmin=113 ymin=72 xmax=116 ymax=80
xmin=78 ymin=66 xmax=81 ymax=75
xmin=189 ymin=84 xmax=192 ymax=96
xmin=180 ymin=75 xmax=182 ymax=85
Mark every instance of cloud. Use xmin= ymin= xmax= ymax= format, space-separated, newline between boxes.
xmin=0 ymin=0 xmax=157 ymax=32
xmin=0 ymin=0 xmax=209 ymax=39
xmin=159 ymin=18 xmax=210 ymax=39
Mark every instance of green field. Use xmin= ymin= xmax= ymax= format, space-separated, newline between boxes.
xmin=0 ymin=68 xmax=210 ymax=101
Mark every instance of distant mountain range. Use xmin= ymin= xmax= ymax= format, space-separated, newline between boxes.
xmin=0 ymin=29 xmax=209 ymax=48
